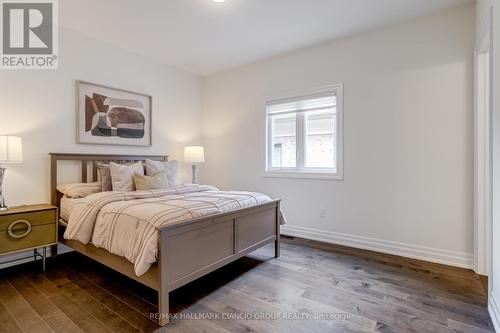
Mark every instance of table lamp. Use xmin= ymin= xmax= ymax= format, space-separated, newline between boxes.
xmin=0 ymin=135 xmax=23 ymax=211
xmin=184 ymin=146 xmax=205 ymax=184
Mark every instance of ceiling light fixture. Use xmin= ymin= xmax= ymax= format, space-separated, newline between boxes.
xmin=212 ymin=0 xmax=226 ymax=2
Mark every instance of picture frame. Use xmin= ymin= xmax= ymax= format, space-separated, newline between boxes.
xmin=76 ymin=80 xmax=152 ymax=146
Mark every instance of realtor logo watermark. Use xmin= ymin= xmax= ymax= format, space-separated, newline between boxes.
xmin=1 ymin=0 xmax=58 ymax=69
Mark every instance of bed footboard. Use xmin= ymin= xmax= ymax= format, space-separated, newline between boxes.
xmin=157 ymin=200 xmax=280 ymax=326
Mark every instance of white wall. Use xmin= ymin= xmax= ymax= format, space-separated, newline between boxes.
xmin=202 ymin=5 xmax=475 ymax=267
xmin=0 ymin=27 xmax=204 ymax=207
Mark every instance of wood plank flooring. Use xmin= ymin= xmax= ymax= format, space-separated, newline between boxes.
xmin=0 ymin=237 xmax=494 ymax=333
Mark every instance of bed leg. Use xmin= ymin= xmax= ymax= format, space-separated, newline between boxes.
xmin=158 ymin=290 xmax=169 ymax=326
xmin=158 ymin=229 xmax=170 ymax=326
xmin=275 ymin=204 xmax=280 ymax=258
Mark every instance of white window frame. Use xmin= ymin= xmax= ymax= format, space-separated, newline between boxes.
xmin=263 ymin=83 xmax=344 ymax=180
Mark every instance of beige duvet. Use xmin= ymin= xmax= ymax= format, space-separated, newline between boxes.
xmin=64 ymin=184 xmax=284 ymax=276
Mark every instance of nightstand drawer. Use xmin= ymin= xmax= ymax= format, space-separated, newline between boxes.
xmin=0 ymin=224 xmax=56 ymax=255
xmin=0 ymin=209 xmax=56 ymax=231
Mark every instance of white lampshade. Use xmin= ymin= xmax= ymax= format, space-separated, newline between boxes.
xmin=184 ymin=146 xmax=205 ymax=163
xmin=0 ymin=135 xmax=23 ymax=163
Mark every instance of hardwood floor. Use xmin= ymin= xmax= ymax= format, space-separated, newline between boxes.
xmin=0 ymin=237 xmax=494 ymax=333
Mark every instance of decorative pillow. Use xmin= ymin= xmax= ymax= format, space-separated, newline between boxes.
xmin=133 ymin=171 xmax=168 ymax=191
xmin=57 ymin=182 xmax=101 ymax=198
xmin=144 ymin=159 xmax=178 ymax=187
xmin=109 ymin=161 xmax=144 ymax=192
xmin=96 ymin=162 xmax=113 ymax=191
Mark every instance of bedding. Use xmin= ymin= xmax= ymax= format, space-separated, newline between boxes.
xmin=57 ymin=181 xmax=101 ymax=198
xmin=64 ymin=184 xmax=285 ymax=276
xmin=60 ymin=195 xmax=85 ymax=221
xmin=96 ymin=163 xmax=113 ymax=191
xmin=144 ymin=159 xmax=178 ymax=187
xmin=110 ymin=161 xmax=144 ymax=191
xmin=133 ymin=171 xmax=168 ymax=190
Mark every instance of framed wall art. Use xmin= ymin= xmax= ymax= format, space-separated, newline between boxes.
xmin=76 ymin=81 xmax=152 ymax=146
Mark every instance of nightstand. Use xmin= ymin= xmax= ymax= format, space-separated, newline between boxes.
xmin=0 ymin=204 xmax=58 ymax=270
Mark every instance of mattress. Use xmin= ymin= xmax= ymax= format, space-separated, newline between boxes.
xmin=59 ymin=195 xmax=83 ymax=222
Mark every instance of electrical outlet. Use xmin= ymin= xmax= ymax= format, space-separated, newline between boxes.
xmin=319 ymin=208 xmax=326 ymax=218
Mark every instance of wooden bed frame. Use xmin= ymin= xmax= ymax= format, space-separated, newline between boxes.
xmin=49 ymin=153 xmax=280 ymax=326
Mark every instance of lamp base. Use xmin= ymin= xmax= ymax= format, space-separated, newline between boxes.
xmin=191 ymin=163 xmax=197 ymax=184
xmin=0 ymin=167 xmax=6 ymax=211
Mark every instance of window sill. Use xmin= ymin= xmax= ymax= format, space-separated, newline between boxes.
xmin=262 ymin=171 xmax=343 ymax=181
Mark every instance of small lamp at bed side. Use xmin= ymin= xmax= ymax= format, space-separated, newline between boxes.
xmin=184 ymin=146 xmax=205 ymax=184
xmin=0 ymin=135 xmax=23 ymax=211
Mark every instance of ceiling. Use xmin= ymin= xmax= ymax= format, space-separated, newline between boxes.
xmin=60 ymin=0 xmax=472 ymax=76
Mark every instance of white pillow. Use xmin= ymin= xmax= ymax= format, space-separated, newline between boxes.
xmin=144 ymin=159 xmax=178 ymax=187
xmin=109 ymin=162 xmax=144 ymax=192
xmin=57 ymin=182 xmax=101 ymax=198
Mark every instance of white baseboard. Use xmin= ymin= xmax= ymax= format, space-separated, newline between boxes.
xmin=0 ymin=250 xmax=40 ymax=270
xmin=0 ymin=243 xmax=73 ymax=270
xmin=281 ymin=225 xmax=474 ymax=269
xmin=490 ymin=294 xmax=500 ymax=333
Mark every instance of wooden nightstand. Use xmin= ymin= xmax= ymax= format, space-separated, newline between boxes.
xmin=0 ymin=204 xmax=58 ymax=270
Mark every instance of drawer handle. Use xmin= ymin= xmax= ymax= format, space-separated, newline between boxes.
xmin=7 ymin=219 xmax=32 ymax=239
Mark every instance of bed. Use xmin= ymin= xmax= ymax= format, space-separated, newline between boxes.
xmin=49 ymin=153 xmax=281 ymax=326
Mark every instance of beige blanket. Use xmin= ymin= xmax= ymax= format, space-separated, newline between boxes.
xmin=64 ymin=184 xmax=282 ymax=276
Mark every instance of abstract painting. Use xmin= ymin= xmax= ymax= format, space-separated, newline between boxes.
xmin=77 ymin=81 xmax=152 ymax=146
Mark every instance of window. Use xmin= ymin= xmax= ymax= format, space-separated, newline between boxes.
xmin=265 ymin=84 xmax=343 ymax=179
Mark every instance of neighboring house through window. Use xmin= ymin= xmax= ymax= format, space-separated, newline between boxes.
xmin=265 ymin=84 xmax=343 ymax=180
